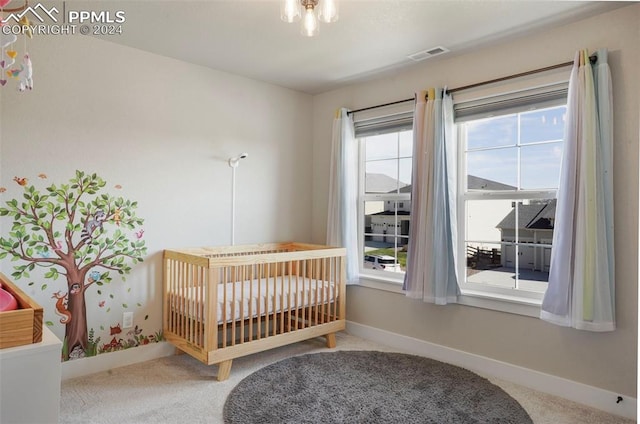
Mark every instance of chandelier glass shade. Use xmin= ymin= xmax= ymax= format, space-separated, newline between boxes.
xmin=281 ymin=0 xmax=339 ymax=37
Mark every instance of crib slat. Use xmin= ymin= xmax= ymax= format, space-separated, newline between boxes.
xmin=240 ymin=265 xmax=245 ymax=343
xmin=231 ymin=266 xmax=237 ymax=346
xmin=257 ymin=263 xmax=263 ymax=340
xmin=248 ymin=264 xmax=254 ymax=342
xmin=307 ymin=259 xmax=313 ymax=328
xmin=286 ymin=261 xmax=292 ymax=333
xmin=179 ymin=262 xmax=185 ymax=341
xmin=266 ymin=262 xmax=270 ymax=337
xmin=222 ymin=267 xmax=228 ymax=348
xmin=206 ymin=267 xmax=217 ymax=353
xmin=332 ymin=258 xmax=342 ymax=319
xmin=315 ymin=259 xmax=320 ymax=325
xmin=277 ymin=262 xmax=282 ymax=335
xmin=322 ymin=257 xmax=327 ymax=324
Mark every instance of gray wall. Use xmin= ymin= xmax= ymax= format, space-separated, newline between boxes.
xmin=312 ymin=4 xmax=639 ymax=396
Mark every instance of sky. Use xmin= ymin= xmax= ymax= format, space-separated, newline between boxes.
xmin=363 ymin=105 xmax=566 ymax=192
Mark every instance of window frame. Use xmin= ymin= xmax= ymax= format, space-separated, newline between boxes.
xmin=456 ymin=104 xmax=567 ymax=304
xmin=351 ymin=79 xmax=569 ymax=316
xmin=356 ymin=127 xmax=412 ymax=284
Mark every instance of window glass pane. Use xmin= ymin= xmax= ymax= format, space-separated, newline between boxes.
xmin=364 ymin=133 xmax=398 ymax=161
xmin=363 ymin=201 xmax=409 ymax=274
xmin=363 ymin=242 xmax=407 ymax=273
xmin=465 ymin=242 xmax=513 ymax=288
xmin=360 ymin=127 xmax=412 ymax=280
xmin=398 ymin=157 xmax=412 ymax=189
xmin=465 ymin=198 xmax=554 ymax=293
xmin=467 ymin=147 xmax=517 ymax=190
xmin=520 ymin=106 xmax=566 ymax=144
xmin=513 ymin=244 xmax=551 ymax=293
xmin=364 ymin=200 xmax=385 ymax=237
xmin=466 ymin=199 xmax=512 ymax=243
xmin=520 ymin=143 xmax=562 ymax=190
xmin=366 ymin=160 xmax=402 ymax=193
xmin=399 ymin=130 xmax=413 ymax=158
xmin=466 ymin=115 xmax=517 ymax=150
xmin=461 ymin=96 xmax=563 ymax=298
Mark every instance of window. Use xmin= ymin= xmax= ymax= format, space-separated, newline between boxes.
xmin=355 ymin=112 xmax=413 ymax=281
xmin=458 ymin=103 xmax=566 ymax=300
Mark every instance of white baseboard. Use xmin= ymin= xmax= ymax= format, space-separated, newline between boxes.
xmin=61 ymin=341 xmax=175 ymax=381
xmin=346 ymin=321 xmax=637 ymax=420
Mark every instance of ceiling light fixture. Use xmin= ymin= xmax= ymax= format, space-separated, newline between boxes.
xmin=281 ymin=0 xmax=339 ymax=37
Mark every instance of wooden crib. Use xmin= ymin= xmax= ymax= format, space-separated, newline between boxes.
xmin=163 ymin=242 xmax=346 ymax=381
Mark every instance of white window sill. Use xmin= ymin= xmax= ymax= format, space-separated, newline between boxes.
xmin=355 ymin=276 xmax=541 ymax=318
xmin=457 ymin=290 xmax=541 ymax=318
xmin=357 ymin=275 xmax=405 ymax=294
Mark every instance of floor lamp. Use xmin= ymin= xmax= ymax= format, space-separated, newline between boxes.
xmin=228 ymin=153 xmax=248 ymax=245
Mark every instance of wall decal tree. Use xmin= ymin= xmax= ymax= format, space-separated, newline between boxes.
xmin=0 ymin=170 xmax=147 ymax=359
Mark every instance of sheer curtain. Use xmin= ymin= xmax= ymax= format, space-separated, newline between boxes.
xmin=327 ymin=108 xmax=359 ymax=284
xmin=541 ymin=49 xmax=615 ymax=331
xmin=403 ymin=88 xmax=459 ymax=304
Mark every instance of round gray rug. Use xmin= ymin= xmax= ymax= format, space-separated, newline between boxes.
xmin=224 ymin=350 xmax=532 ymax=423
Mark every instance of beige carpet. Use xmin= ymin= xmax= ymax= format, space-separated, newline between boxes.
xmin=60 ymin=332 xmax=634 ymax=424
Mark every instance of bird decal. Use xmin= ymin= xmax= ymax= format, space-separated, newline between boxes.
xmin=87 ymin=270 xmax=101 ymax=284
xmin=113 ymin=208 xmax=122 ymax=226
xmin=13 ymin=176 xmax=27 ymax=186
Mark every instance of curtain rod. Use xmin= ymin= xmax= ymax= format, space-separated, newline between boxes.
xmin=347 ymin=54 xmax=597 ymax=116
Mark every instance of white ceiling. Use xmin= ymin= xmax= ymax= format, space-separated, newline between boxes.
xmin=90 ymin=1 xmax=629 ymax=94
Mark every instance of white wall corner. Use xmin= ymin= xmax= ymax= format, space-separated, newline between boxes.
xmin=346 ymin=321 xmax=637 ymax=420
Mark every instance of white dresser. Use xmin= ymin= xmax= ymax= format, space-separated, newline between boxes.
xmin=0 ymin=327 xmax=62 ymax=424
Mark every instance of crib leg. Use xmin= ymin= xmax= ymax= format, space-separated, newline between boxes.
xmin=325 ymin=333 xmax=337 ymax=348
xmin=174 ymin=347 xmax=185 ymax=355
xmin=217 ymin=360 xmax=233 ymax=381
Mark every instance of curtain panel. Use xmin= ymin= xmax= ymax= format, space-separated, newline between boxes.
xmin=327 ymin=108 xmax=360 ymax=284
xmin=541 ymin=49 xmax=615 ymax=331
xmin=403 ymin=88 xmax=459 ymax=304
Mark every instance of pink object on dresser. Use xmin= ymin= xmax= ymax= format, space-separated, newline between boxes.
xmin=0 ymin=283 xmax=18 ymax=312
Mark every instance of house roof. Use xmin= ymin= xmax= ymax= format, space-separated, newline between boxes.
xmin=366 ymin=173 xmax=408 ymax=193
xmin=496 ymin=199 xmax=556 ymax=230
xmin=392 ymin=175 xmax=515 ymax=194
xmin=468 ymin=175 xmax=517 ymax=191
xmin=370 ymin=210 xmax=411 ymax=216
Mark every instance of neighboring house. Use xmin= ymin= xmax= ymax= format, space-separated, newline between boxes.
xmin=369 ymin=210 xmax=411 ymax=245
xmin=365 ymin=173 xmax=410 ymax=245
xmin=496 ymin=199 xmax=556 ymax=272
xmin=368 ymin=175 xmax=514 ymax=247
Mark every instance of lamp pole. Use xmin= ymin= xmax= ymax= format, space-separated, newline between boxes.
xmin=228 ymin=153 xmax=248 ymax=245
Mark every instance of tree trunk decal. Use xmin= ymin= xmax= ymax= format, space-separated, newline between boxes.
xmin=65 ymin=279 xmax=88 ymax=354
xmin=0 ymin=171 xmax=147 ymax=360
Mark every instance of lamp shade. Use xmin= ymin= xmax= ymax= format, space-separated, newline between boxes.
xmin=318 ymin=0 xmax=338 ymax=23
xmin=281 ymin=0 xmax=301 ymax=22
xmin=301 ymin=6 xmax=319 ymax=37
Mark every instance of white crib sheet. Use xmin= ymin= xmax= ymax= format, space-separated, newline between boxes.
xmin=170 ymin=276 xmax=337 ymax=324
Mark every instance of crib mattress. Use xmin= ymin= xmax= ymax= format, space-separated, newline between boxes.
xmin=168 ymin=276 xmax=337 ymax=325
